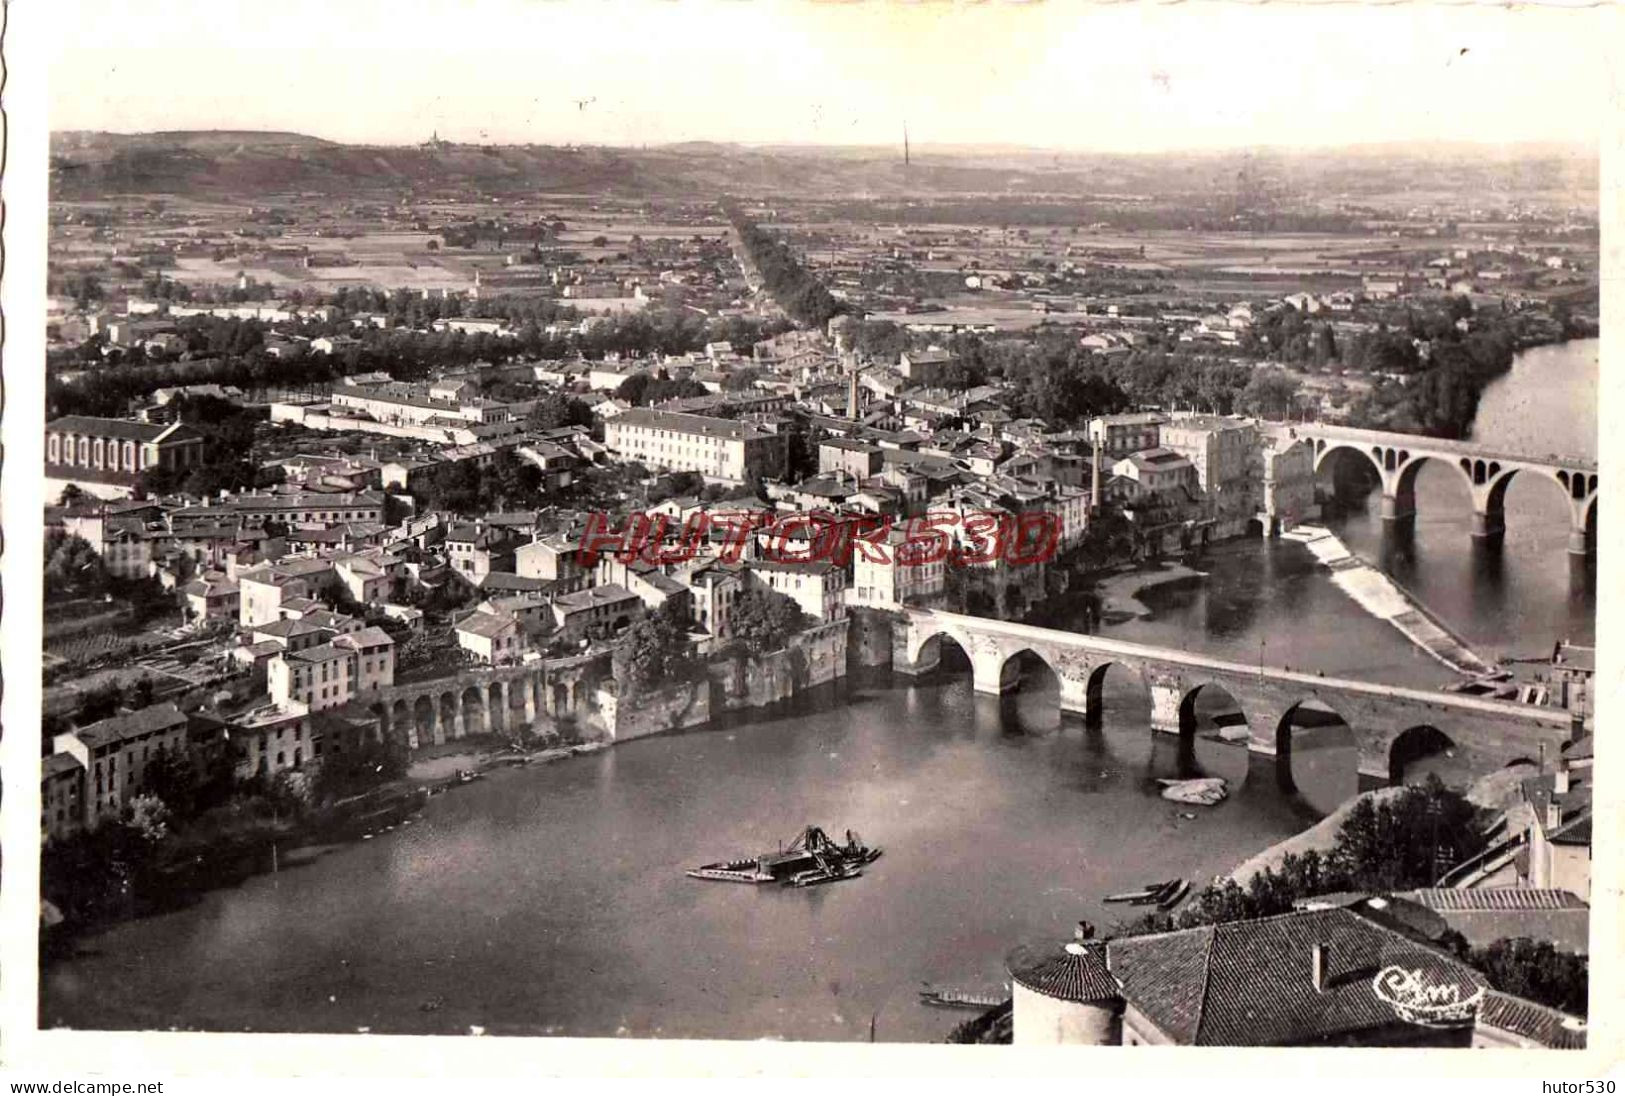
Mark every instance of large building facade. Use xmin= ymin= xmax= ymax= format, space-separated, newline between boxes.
xmin=603 ymin=409 xmax=787 ymax=484
xmin=45 ymin=416 xmax=207 ymax=498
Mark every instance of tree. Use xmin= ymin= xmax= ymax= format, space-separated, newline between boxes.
xmin=1111 ymin=778 xmax=1490 ymax=939
xmin=612 ymin=598 xmax=695 ymax=698
xmin=527 ymin=389 xmax=593 ymax=431
xmin=45 ymin=532 xmax=109 ymax=599
xmin=1331 ymin=775 xmax=1485 ymax=891
xmin=311 ymin=732 xmax=408 ymax=802
xmin=1468 ymin=938 xmax=1588 ymax=1016
xmin=1239 ymin=370 xmax=1302 ymax=420
xmin=128 ymin=794 xmax=172 ymax=844
xmin=57 ymin=484 xmax=88 ymax=507
xmin=724 ymin=587 xmax=807 ymax=653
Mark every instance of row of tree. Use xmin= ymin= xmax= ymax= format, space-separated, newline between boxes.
xmin=724 ymin=206 xmax=845 ymax=328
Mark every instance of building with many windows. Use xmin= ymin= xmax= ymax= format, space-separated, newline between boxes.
xmin=604 ymin=409 xmax=787 ymax=484
xmin=45 ymin=416 xmax=206 ymax=499
xmin=51 ymin=704 xmax=190 ymax=831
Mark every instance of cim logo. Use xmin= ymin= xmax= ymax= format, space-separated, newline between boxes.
xmin=1371 ymin=965 xmax=1485 ymax=1028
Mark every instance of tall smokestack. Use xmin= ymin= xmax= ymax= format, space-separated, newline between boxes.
xmin=904 ymin=122 xmax=910 ymax=168
xmin=1090 ymin=427 xmax=1103 ymax=516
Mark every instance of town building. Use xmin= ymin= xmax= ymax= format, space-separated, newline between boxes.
xmin=52 ymin=704 xmax=190 ymax=830
xmin=45 ymin=416 xmax=207 ymax=499
xmin=603 ymin=409 xmax=787 ymax=484
xmin=748 ymin=558 xmax=847 ymax=623
xmin=42 ymin=752 xmax=86 ymax=842
xmin=456 ymin=610 xmax=524 ymax=664
xmin=1088 ymin=413 xmax=1166 ymax=461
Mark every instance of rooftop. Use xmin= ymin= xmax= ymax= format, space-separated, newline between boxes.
xmin=71 ymin=703 xmax=188 ymax=750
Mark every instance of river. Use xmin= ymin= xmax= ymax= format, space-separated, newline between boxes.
xmin=1324 ymin=337 xmax=1598 ymax=654
xmin=41 ymin=340 xmax=1597 ymax=1041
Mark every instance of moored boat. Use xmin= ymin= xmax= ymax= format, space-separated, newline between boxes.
xmin=1125 ymin=879 xmax=1181 ymax=906
xmin=1157 ymin=879 xmax=1192 ymax=911
xmin=919 ymin=985 xmax=1010 ymax=1010
xmin=1105 ymin=880 xmax=1172 ymax=904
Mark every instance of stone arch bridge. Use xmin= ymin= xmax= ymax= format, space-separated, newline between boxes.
xmin=894 ymin=608 xmax=1575 ymax=784
xmin=1273 ymin=423 xmax=1596 ymax=555
xmin=356 ymin=653 xmax=603 ymax=751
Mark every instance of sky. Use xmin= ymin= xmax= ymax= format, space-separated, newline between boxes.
xmin=46 ymin=0 xmax=1616 ymax=153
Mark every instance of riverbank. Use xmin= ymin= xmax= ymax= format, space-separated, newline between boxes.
xmin=1094 ymin=561 xmax=1208 ymax=622
xmin=1281 ymin=524 xmax=1494 ymax=677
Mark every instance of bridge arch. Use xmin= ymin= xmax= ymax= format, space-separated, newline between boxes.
xmin=1175 ymin=682 xmax=1254 ymax=784
xmin=909 ymin=628 xmax=976 ymax=677
xmin=390 ymin=699 xmax=412 ymax=746
xmin=439 ymin=691 xmax=460 ymax=741
xmin=994 ymin=647 xmax=1060 ymax=693
xmin=461 ymin=686 xmax=486 ymax=736
xmin=1313 ymin=442 xmax=1385 ymax=512
xmin=1388 ymin=725 xmax=1457 ymax=786
xmin=487 ymin=682 xmax=506 ymax=733
xmin=1084 ymin=661 xmax=1150 ymax=730
xmin=1314 ymin=441 xmax=1384 ymax=484
xmin=1275 ymin=700 xmax=1359 ymax=808
xmin=413 ymin=695 xmax=437 ymax=747
xmin=1393 ymin=451 xmax=1473 ymax=506
xmin=1483 ymin=465 xmax=1580 ymax=528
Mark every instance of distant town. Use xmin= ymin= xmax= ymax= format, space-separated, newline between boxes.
xmin=39 ymin=132 xmax=1597 ymax=1048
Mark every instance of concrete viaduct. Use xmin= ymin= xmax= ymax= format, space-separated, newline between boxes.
xmin=358 ymin=654 xmax=601 ymax=751
xmin=1268 ymin=423 xmax=1597 ymax=555
xmin=893 ymin=608 xmax=1575 ymax=785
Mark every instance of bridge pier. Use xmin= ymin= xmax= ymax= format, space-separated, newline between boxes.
xmin=1148 ymin=682 xmax=1181 ymax=734
xmin=1058 ymin=677 xmax=1090 ymax=719
xmin=1470 ymin=506 xmax=1506 ymax=544
xmin=972 ymin=654 xmax=1015 ymax=696
xmin=1378 ymin=487 xmax=1415 ymax=530
xmin=1567 ymin=496 xmax=1596 ymax=559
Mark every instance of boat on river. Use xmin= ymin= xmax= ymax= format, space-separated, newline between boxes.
xmin=919 ymin=984 xmax=1010 ymax=1010
xmin=1105 ymin=878 xmax=1179 ymax=904
xmin=687 ymin=826 xmax=880 ymax=886
xmin=1157 ymin=879 xmax=1192 ymax=911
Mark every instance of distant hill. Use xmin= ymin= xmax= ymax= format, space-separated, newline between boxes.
xmin=46 ymin=130 xmax=1597 ymax=204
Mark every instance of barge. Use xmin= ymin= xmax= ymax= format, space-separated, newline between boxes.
xmin=687 ymin=826 xmax=880 ymax=886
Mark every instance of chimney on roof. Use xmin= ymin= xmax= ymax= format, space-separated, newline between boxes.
xmin=1311 ymin=943 xmax=1330 ymax=993
xmin=1538 ymin=742 xmax=1547 ymax=772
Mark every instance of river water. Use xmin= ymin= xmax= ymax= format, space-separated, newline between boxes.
xmin=41 ymin=341 xmax=1597 ymax=1041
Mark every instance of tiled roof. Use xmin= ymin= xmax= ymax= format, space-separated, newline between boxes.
xmin=554 ymin=583 xmax=639 ymax=611
xmin=287 ymin=643 xmax=352 ymax=664
xmin=1108 ymin=924 xmax=1216 ymax=1044
xmin=47 ymin=416 xmax=197 ymax=443
xmin=1106 ymin=908 xmax=1486 ymax=1046
xmin=610 ymin=408 xmax=771 ymax=442
xmin=1477 ymin=991 xmax=1586 ymax=1049
xmin=1401 ymin=888 xmax=1587 ymax=912
xmin=43 ymin=752 xmax=84 ymax=780
xmin=74 ymin=703 xmax=188 ymax=750
xmin=457 ymin=611 xmax=518 ymax=639
xmin=335 ymin=626 xmax=395 ymax=651
xmin=1011 ymin=942 xmax=1120 ymax=1004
